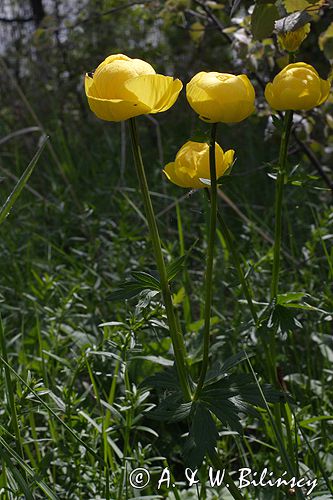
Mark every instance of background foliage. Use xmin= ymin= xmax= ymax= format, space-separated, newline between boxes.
xmin=0 ymin=0 xmax=332 ymax=498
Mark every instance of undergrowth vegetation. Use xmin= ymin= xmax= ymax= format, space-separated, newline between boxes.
xmin=0 ymin=1 xmax=333 ymax=499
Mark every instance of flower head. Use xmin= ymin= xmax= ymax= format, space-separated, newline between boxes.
xmin=85 ymin=54 xmax=182 ymax=121
xmin=278 ymin=24 xmax=310 ymax=53
xmin=186 ymin=71 xmax=255 ymax=123
xmin=163 ymin=141 xmax=234 ymax=189
xmin=265 ymin=62 xmax=330 ymax=111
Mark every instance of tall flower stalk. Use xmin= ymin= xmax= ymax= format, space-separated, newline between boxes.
xmin=270 ymin=109 xmax=293 ymax=301
xmin=194 ymin=123 xmax=218 ymax=400
xmin=129 ymin=117 xmax=192 ymax=402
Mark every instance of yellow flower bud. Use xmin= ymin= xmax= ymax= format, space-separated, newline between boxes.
xmin=265 ymin=62 xmax=330 ymax=111
xmin=85 ymin=54 xmax=183 ymax=122
xmin=278 ymin=24 xmax=310 ymax=52
xmin=186 ymin=71 xmax=255 ymax=123
xmin=163 ymin=141 xmax=235 ymax=189
xmin=189 ymin=21 xmax=205 ymax=45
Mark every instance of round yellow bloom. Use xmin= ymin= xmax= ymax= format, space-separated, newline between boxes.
xmin=278 ymin=24 xmax=310 ymax=53
xmin=85 ymin=54 xmax=183 ymax=122
xmin=265 ymin=62 xmax=330 ymax=111
xmin=163 ymin=141 xmax=234 ymax=189
xmin=186 ymin=71 xmax=255 ymax=123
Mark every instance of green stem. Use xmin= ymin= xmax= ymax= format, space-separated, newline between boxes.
xmin=270 ymin=110 xmax=293 ymax=299
xmin=209 ymin=450 xmax=245 ymax=500
xmin=129 ymin=118 xmax=191 ymax=402
xmin=194 ymin=123 xmax=218 ymax=400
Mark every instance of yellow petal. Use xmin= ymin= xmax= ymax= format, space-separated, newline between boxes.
xmin=154 ymin=78 xmax=183 ymax=112
xmin=223 ymin=149 xmax=235 ymax=171
xmin=85 ymin=74 xmax=99 ymax=98
xmin=186 ymin=84 xmax=222 ymax=122
xmin=163 ymin=162 xmax=190 ymax=188
xmin=86 ymin=95 xmax=150 ymax=122
xmin=318 ymin=78 xmax=331 ymax=105
xmin=265 ymin=82 xmax=279 ymax=109
xmin=238 ymin=74 xmax=256 ymax=102
xmin=124 ymin=74 xmax=182 ymax=112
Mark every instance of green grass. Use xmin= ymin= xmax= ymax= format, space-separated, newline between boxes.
xmin=0 ymin=108 xmax=332 ymax=499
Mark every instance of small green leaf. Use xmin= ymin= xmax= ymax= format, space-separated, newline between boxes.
xmin=166 ymin=255 xmax=186 ymax=281
xmin=183 ymin=403 xmax=219 ymax=467
xmin=277 ymin=292 xmax=307 ymax=304
xmin=251 ymin=3 xmax=279 ymax=40
xmin=131 ymin=271 xmax=161 ymax=290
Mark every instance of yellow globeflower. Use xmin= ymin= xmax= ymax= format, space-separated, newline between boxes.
xmin=186 ymin=71 xmax=255 ymax=123
xmin=163 ymin=141 xmax=234 ymax=189
xmin=85 ymin=54 xmax=183 ymax=122
xmin=278 ymin=24 xmax=310 ymax=53
xmin=265 ymin=62 xmax=330 ymax=111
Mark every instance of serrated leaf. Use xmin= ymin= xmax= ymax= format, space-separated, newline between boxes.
xmin=109 ymin=270 xmax=161 ymax=301
xmin=147 ymin=394 xmax=192 ymax=423
xmin=142 ymin=367 xmax=180 ymax=390
xmin=109 ymin=283 xmax=147 ymax=301
xmin=221 ymin=350 xmax=254 ymax=373
xmin=148 ymin=394 xmax=192 ymax=423
xmin=205 ymin=351 xmax=254 ymax=385
xmin=183 ymin=403 xmax=219 ymax=467
xmin=273 ymin=304 xmax=302 ymax=332
xmin=166 ymin=255 xmax=186 ymax=281
xmin=251 ymin=3 xmax=279 ymax=40
xmin=131 ymin=271 xmax=161 ymax=290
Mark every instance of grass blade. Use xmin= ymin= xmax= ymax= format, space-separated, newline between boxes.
xmin=0 ymin=135 xmax=48 ymax=225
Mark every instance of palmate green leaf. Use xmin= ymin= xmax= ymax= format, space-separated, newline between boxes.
xmin=251 ymin=3 xmax=280 ymax=40
xmin=204 ymin=398 xmax=243 ymax=434
xmin=200 ymin=373 xmax=285 ymax=434
xmin=148 ymin=393 xmax=191 ymax=423
xmin=183 ymin=402 xmax=219 ymax=468
xmin=142 ymin=366 xmax=180 ymax=390
xmin=205 ymin=352 xmax=255 ymax=385
xmin=272 ymin=304 xmax=302 ymax=333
